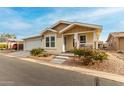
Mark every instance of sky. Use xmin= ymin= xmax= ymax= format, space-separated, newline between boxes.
xmin=0 ymin=7 xmax=124 ymax=41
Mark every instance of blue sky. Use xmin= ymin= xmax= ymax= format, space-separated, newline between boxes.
xmin=0 ymin=7 xmax=124 ymax=41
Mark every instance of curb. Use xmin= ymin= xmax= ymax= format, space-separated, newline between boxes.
xmin=1 ymin=53 xmax=124 ymax=84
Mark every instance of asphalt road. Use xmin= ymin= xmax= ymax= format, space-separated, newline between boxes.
xmin=0 ymin=54 xmax=123 ymax=86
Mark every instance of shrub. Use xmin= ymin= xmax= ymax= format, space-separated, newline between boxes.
xmin=30 ymin=48 xmax=44 ymax=56
xmin=72 ymin=48 xmax=108 ymax=65
xmin=73 ymin=48 xmax=85 ymax=57
xmin=38 ymin=52 xmax=50 ymax=57
xmin=92 ymin=50 xmax=108 ymax=62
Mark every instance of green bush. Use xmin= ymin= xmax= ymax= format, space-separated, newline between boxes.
xmin=38 ymin=52 xmax=50 ymax=57
xmin=30 ymin=48 xmax=44 ymax=56
xmin=72 ymin=48 xmax=108 ymax=65
xmin=92 ymin=50 xmax=108 ymax=61
xmin=73 ymin=48 xmax=85 ymax=57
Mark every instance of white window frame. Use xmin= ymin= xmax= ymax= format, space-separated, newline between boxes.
xmin=79 ymin=34 xmax=87 ymax=44
xmin=45 ymin=34 xmax=56 ymax=49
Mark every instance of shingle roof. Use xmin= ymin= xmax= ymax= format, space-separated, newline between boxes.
xmin=106 ymin=32 xmax=124 ymax=42
xmin=23 ymin=35 xmax=41 ymax=40
xmin=111 ymin=32 xmax=124 ymax=37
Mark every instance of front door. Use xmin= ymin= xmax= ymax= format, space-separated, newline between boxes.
xmin=64 ymin=35 xmax=74 ymax=52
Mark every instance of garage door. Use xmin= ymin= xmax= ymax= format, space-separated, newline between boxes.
xmin=119 ymin=37 xmax=124 ymax=50
xmin=24 ymin=38 xmax=41 ymax=50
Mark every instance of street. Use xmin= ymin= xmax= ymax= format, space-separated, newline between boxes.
xmin=0 ymin=54 xmax=123 ymax=86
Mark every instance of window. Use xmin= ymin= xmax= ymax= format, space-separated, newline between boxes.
xmin=46 ymin=37 xmax=49 ymax=47
xmin=80 ymin=35 xmax=86 ymax=43
xmin=51 ymin=36 xmax=55 ymax=47
xmin=45 ymin=36 xmax=55 ymax=48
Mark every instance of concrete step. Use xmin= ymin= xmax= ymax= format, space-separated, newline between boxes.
xmin=59 ymin=53 xmax=74 ymax=57
xmin=51 ymin=53 xmax=73 ymax=64
xmin=51 ymin=58 xmax=66 ymax=64
xmin=55 ymin=56 xmax=69 ymax=59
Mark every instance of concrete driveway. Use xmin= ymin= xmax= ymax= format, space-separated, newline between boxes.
xmin=6 ymin=51 xmax=30 ymax=57
xmin=0 ymin=54 xmax=123 ymax=86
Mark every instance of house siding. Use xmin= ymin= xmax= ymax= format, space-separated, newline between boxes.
xmin=63 ymin=25 xmax=96 ymax=34
xmin=119 ymin=37 xmax=124 ymax=50
xmin=52 ymin=23 xmax=69 ymax=31
xmin=42 ymin=31 xmax=63 ymax=54
xmin=107 ymin=36 xmax=124 ymax=51
xmin=78 ymin=32 xmax=93 ymax=43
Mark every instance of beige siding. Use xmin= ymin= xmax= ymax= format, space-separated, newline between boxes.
xmin=52 ymin=23 xmax=69 ymax=31
xmin=119 ymin=37 xmax=124 ymax=50
xmin=78 ymin=32 xmax=93 ymax=43
xmin=63 ymin=25 xmax=96 ymax=34
xmin=42 ymin=31 xmax=63 ymax=54
xmin=63 ymin=25 xmax=99 ymax=41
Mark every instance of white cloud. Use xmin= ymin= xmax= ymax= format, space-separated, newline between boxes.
xmin=0 ymin=20 xmax=32 ymax=30
xmin=85 ymin=8 xmax=124 ymax=18
xmin=0 ymin=7 xmax=124 ymax=39
xmin=34 ymin=8 xmax=124 ymax=26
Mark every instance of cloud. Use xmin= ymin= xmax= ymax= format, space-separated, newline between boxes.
xmin=85 ymin=8 xmax=124 ymax=18
xmin=0 ymin=20 xmax=32 ymax=30
xmin=0 ymin=7 xmax=124 ymax=40
xmin=34 ymin=7 xmax=124 ymax=26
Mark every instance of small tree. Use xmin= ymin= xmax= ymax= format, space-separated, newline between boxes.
xmin=0 ymin=33 xmax=16 ymax=39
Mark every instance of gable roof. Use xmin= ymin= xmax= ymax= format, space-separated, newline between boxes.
xmin=106 ymin=32 xmax=124 ymax=42
xmin=23 ymin=35 xmax=41 ymax=40
xmin=41 ymin=20 xmax=102 ymax=35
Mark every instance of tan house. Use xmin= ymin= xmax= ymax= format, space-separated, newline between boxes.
xmin=24 ymin=20 xmax=102 ymax=54
xmin=106 ymin=32 xmax=124 ymax=51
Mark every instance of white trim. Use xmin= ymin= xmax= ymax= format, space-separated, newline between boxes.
xmin=47 ymin=29 xmax=57 ymax=32
xmin=74 ymin=33 xmax=79 ymax=48
xmin=60 ymin=22 xmax=102 ymax=33
xmin=62 ymin=34 xmax=65 ymax=52
xmin=60 ymin=24 xmax=74 ymax=33
xmin=41 ymin=28 xmax=57 ymax=35
xmin=79 ymin=34 xmax=87 ymax=44
xmin=48 ymin=20 xmax=71 ymax=29
xmin=44 ymin=34 xmax=56 ymax=49
xmin=93 ymin=31 xmax=99 ymax=49
xmin=63 ymin=31 xmax=95 ymax=35
xmin=73 ymin=23 xmax=102 ymax=29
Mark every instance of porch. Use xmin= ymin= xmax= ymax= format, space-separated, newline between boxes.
xmin=62 ymin=31 xmax=98 ymax=52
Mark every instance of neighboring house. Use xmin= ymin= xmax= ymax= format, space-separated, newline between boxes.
xmin=106 ymin=32 xmax=124 ymax=51
xmin=0 ymin=37 xmax=8 ymax=49
xmin=8 ymin=39 xmax=24 ymax=50
xmin=23 ymin=35 xmax=41 ymax=50
xmin=23 ymin=20 xmax=102 ymax=54
xmin=0 ymin=37 xmax=23 ymax=50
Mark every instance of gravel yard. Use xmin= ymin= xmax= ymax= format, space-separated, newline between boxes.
xmin=63 ymin=51 xmax=124 ymax=76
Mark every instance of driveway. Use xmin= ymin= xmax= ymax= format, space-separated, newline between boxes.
xmin=6 ymin=51 xmax=30 ymax=57
xmin=0 ymin=54 xmax=123 ymax=86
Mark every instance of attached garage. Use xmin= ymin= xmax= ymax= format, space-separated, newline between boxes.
xmin=23 ymin=35 xmax=41 ymax=51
